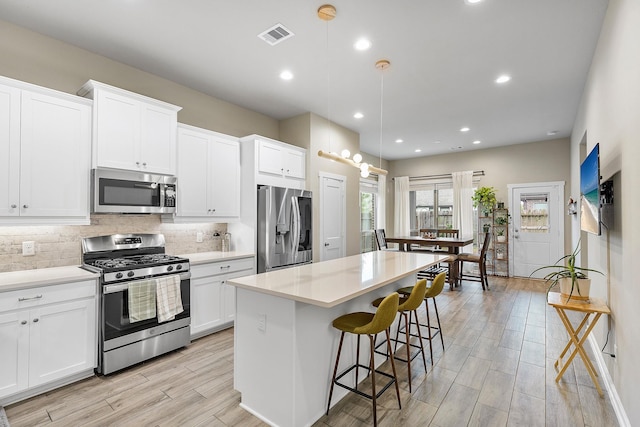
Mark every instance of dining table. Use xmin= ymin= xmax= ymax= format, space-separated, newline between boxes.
xmin=385 ymin=235 xmax=475 ymax=285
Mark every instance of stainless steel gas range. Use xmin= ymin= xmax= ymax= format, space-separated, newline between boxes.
xmin=81 ymin=233 xmax=191 ymax=374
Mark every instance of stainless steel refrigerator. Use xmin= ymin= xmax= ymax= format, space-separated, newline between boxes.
xmin=257 ymin=185 xmax=312 ymax=273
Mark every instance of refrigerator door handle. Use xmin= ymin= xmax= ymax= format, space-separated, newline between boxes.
xmin=292 ymin=196 xmax=300 ymax=261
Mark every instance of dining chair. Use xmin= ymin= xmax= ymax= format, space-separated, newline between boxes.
xmin=457 ymin=231 xmax=491 ymax=290
xmin=374 ymin=229 xmax=388 ymax=250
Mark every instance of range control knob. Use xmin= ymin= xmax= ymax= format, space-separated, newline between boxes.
xmin=115 ymin=272 xmax=123 ymax=279
xmin=167 ymin=265 xmax=174 ymax=272
xmin=127 ymin=271 xmax=135 ymax=278
xmin=176 ymin=264 xmax=183 ymax=271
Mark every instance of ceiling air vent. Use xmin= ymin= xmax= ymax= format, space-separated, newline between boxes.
xmin=258 ymin=23 xmax=294 ymax=46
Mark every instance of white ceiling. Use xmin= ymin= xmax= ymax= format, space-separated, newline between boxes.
xmin=0 ymin=0 xmax=608 ymax=160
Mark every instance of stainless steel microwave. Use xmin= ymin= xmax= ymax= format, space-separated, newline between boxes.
xmin=92 ymin=168 xmax=177 ymax=214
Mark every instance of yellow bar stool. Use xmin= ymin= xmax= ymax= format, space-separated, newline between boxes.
xmin=326 ymin=292 xmax=402 ymax=427
xmin=372 ymin=278 xmax=428 ymax=393
xmin=397 ymin=271 xmax=446 ymax=365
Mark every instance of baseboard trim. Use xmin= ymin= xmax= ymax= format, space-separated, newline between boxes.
xmin=588 ymin=334 xmax=630 ymax=427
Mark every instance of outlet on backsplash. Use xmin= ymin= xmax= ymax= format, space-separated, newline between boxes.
xmin=22 ymin=241 xmax=35 ymax=256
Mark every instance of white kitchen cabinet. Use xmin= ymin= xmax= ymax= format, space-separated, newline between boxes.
xmin=0 ymin=280 xmax=97 ymax=403
xmin=78 ymin=80 xmax=181 ymax=175
xmin=257 ymin=138 xmax=306 ymax=181
xmin=0 ymin=77 xmax=91 ymax=224
xmin=172 ymin=124 xmax=240 ymax=221
xmin=190 ymin=256 xmax=254 ymax=339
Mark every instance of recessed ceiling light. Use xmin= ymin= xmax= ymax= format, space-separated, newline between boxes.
xmin=432 ymin=140 xmax=442 ymax=144
xmin=460 ymin=127 xmax=470 ymax=132
xmin=415 ymin=149 xmax=422 ymax=153
xmin=354 ymin=112 xmax=364 ymax=119
xmin=465 ymin=0 xmax=484 ymax=4
xmin=495 ymin=74 xmax=511 ymax=84
xmin=473 ymin=140 xmax=482 ymax=145
xmin=547 ymin=130 xmax=559 ymax=136
xmin=354 ymin=38 xmax=371 ymax=51
xmin=395 ymin=139 xmax=403 ymax=143
xmin=280 ymin=70 xmax=293 ymax=80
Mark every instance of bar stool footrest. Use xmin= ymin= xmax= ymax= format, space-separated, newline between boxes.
xmin=333 ymin=364 xmax=397 ymax=400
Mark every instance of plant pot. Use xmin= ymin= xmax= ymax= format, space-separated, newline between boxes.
xmin=482 ymin=224 xmax=491 ymax=233
xmin=497 ymin=235 xmax=506 ymax=243
xmin=559 ymin=277 xmax=591 ymax=301
xmin=496 ymin=252 xmax=505 ymax=260
xmin=497 ymin=202 xmax=504 ymax=209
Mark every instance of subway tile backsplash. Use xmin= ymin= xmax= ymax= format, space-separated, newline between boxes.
xmin=0 ymin=215 xmax=226 ymax=272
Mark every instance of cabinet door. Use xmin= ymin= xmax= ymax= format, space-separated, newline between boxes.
xmin=190 ymin=276 xmax=224 ymax=337
xmin=28 ymin=298 xmax=96 ymax=387
xmin=176 ymin=128 xmax=210 ymax=217
xmin=140 ymin=104 xmax=177 ymax=175
xmin=94 ymin=89 xmax=140 ymax=170
xmin=19 ymin=91 xmax=91 ymax=217
xmin=210 ymin=137 xmax=240 ymax=218
xmin=283 ymin=148 xmax=305 ymax=180
xmin=257 ymin=140 xmax=284 ymax=176
xmin=0 ymin=311 xmax=29 ymax=399
xmin=0 ymin=83 xmax=21 ymax=217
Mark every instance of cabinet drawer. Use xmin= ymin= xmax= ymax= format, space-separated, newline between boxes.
xmin=191 ymin=257 xmax=254 ymax=279
xmin=0 ymin=280 xmax=96 ymax=313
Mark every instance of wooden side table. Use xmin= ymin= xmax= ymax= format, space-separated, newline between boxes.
xmin=547 ymin=292 xmax=611 ymax=396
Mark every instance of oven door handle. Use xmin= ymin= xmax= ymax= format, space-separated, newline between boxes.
xmin=103 ymin=272 xmax=191 ymax=294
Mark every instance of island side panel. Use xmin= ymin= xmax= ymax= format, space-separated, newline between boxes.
xmin=234 ymin=287 xmax=296 ymax=426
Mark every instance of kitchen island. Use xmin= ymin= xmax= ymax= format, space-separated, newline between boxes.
xmin=228 ymin=250 xmax=448 ymax=427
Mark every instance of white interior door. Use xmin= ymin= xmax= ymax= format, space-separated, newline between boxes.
xmin=509 ymin=182 xmax=564 ymax=278
xmin=320 ymin=172 xmax=345 ymax=261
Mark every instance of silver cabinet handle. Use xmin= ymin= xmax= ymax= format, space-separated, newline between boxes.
xmin=33 ymin=318 xmax=39 ymax=323
xmin=18 ymin=294 xmax=43 ymax=302
xmin=21 ymin=320 xmax=27 ymax=325
xmin=11 ymin=204 xmax=17 ymax=208
xmin=23 ymin=204 xmax=29 ymax=209
xmin=142 ymin=162 xmax=147 ymax=167
xmin=136 ymin=161 xmax=140 ymax=166
xmin=324 ymin=243 xmax=329 ymax=247
xmin=220 ymin=265 xmax=231 ymax=270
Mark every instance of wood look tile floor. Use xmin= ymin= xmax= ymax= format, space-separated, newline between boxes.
xmin=5 ymin=277 xmax=618 ymax=427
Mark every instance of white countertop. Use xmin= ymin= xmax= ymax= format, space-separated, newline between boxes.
xmin=228 ymin=251 xmax=449 ymax=308
xmin=0 ymin=265 xmax=99 ymax=292
xmin=176 ymin=251 xmax=255 ymax=265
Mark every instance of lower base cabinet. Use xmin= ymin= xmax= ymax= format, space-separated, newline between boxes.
xmin=0 ymin=280 xmax=97 ymax=403
xmin=190 ymin=256 xmax=254 ymax=339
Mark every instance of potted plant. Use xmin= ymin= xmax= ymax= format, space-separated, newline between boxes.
xmin=472 ymin=187 xmax=497 ymax=216
xmin=530 ymin=240 xmax=603 ymax=301
xmin=482 ymin=223 xmax=491 ymax=233
xmin=496 ymin=229 xmax=506 ymax=242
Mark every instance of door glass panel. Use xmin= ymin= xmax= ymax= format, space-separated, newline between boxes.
xmin=519 ymin=193 xmax=549 ymax=233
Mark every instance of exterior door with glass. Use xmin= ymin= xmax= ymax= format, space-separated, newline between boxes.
xmin=509 ymin=182 xmax=564 ymax=278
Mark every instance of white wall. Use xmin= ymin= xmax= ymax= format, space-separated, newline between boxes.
xmin=570 ymin=0 xmax=639 ymax=424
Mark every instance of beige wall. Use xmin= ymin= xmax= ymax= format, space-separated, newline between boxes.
xmin=0 ymin=19 xmax=278 ymax=139
xmin=387 ymin=138 xmax=572 ymax=250
xmin=570 ymin=0 xmax=639 ymax=423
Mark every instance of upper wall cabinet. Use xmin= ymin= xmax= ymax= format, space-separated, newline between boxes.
xmin=241 ymin=135 xmax=306 ymax=189
xmin=78 ymin=80 xmax=182 ymax=176
xmin=0 ymin=76 xmax=91 ymax=225
xmin=169 ymin=124 xmax=240 ymax=222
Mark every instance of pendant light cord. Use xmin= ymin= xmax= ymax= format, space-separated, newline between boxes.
xmin=379 ymin=69 xmax=384 ymax=169
xmin=326 ymin=21 xmax=332 ymax=153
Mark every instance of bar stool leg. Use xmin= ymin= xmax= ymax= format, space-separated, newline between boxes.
xmin=424 ymin=298 xmax=434 ymax=364
xmin=412 ymin=308 xmax=428 ymax=372
xmin=433 ymin=298 xmax=444 ymax=351
xmin=368 ymin=334 xmax=378 ymax=426
xmin=385 ymin=328 xmax=402 ymax=410
xmin=326 ymin=331 xmax=345 ymax=415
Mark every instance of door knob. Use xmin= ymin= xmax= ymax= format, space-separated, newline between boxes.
xmin=23 ymin=204 xmax=29 ymax=209
xmin=11 ymin=204 xmax=16 ymax=208
xmin=21 ymin=320 xmax=27 ymax=325
xmin=324 ymin=243 xmax=330 ymax=247
xmin=33 ymin=318 xmax=39 ymax=323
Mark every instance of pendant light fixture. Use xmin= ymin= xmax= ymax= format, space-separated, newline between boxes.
xmin=315 ymin=4 xmax=388 ymax=176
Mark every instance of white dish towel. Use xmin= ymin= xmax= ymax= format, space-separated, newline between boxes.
xmin=156 ymin=274 xmax=184 ymax=323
